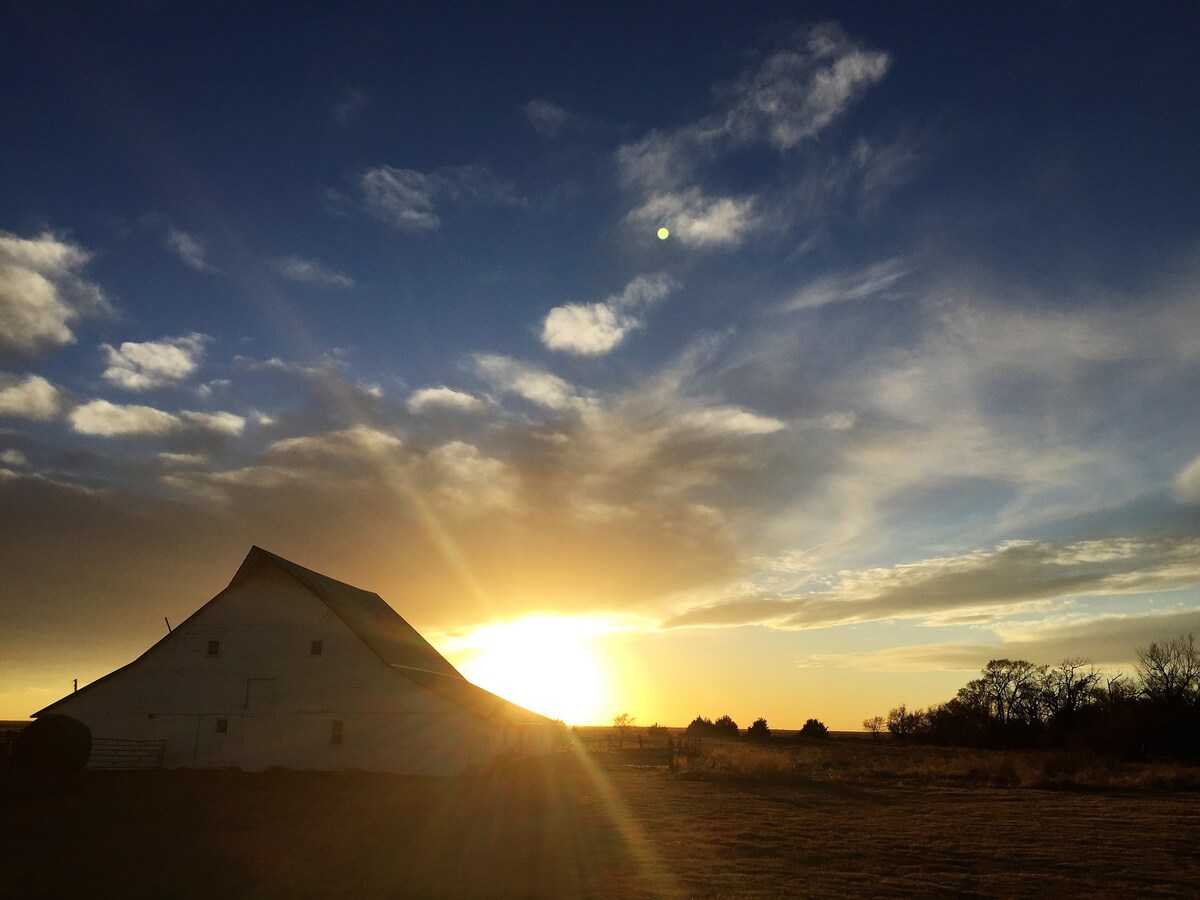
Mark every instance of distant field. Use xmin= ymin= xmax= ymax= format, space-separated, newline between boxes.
xmin=3 ymin=740 xmax=1199 ymax=897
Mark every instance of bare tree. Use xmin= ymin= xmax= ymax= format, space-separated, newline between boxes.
xmin=1136 ymin=634 xmax=1200 ymax=705
xmin=612 ymin=712 xmax=635 ymax=749
xmin=1040 ymin=658 xmax=1101 ymax=719
xmin=863 ymin=715 xmax=884 ymax=739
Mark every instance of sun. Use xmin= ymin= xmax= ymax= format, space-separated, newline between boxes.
xmin=449 ymin=616 xmax=609 ymax=724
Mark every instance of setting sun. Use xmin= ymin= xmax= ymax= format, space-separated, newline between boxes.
xmin=446 ymin=616 xmax=611 ymax=724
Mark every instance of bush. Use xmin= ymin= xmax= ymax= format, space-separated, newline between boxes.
xmin=799 ymin=718 xmax=829 ymax=738
xmin=746 ymin=717 xmax=771 ymax=739
xmin=713 ymin=715 xmax=740 ymax=738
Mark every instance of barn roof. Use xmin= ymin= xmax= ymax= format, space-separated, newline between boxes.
xmin=34 ymin=547 xmax=551 ymax=727
xmin=236 ymin=546 xmax=463 ymax=678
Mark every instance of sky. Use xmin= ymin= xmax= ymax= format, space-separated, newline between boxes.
xmin=3 ymin=2 xmax=1200 ymax=729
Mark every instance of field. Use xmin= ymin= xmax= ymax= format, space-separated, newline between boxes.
xmin=3 ymin=738 xmax=1200 ymax=897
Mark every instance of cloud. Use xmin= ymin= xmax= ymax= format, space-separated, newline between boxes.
xmin=0 ymin=373 xmax=63 ymax=420
xmin=473 ymin=354 xmax=587 ymax=411
xmin=663 ymin=537 xmax=1200 ymax=630
xmin=615 ymin=24 xmax=890 ymax=250
xmin=1 ymin=448 xmax=27 ymax=467
xmin=785 ymin=258 xmax=907 ymax=310
xmin=267 ymin=425 xmax=401 ymax=465
xmin=69 ymin=400 xmax=181 ymax=436
xmin=812 ymin=608 xmax=1200 ymax=673
xmin=428 ymin=441 xmax=519 ymax=513
xmin=626 ymin=189 xmax=759 ymax=250
xmin=540 ymin=273 xmax=679 ymax=356
xmin=271 ymin=256 xmax=354 ymax=288
xmin=678 ymin=406 xmax=785 ymax=436
xmin=359 ymin=164 xmax=519 ymax=231
xmin=332 ymin=86 xmax=368 ymax=125
xmin=717 ymin=24 xmax=890 ymax=150
xmin=1172 ymin=455 xmax=1200 ymax=503
xmin=523 ymin=99 xmax=582 ymax=138
xmin=69 ymin=399 xmax=245 ymax=437
xmin=407 ymin=387 xmax=486 ymax=414
xmin=101 ymin=333 xmax=208 ymax=391
xmin=180 ymin=410 xmax=245 ymax=436
xmin=164 ymin=229 xmax=214 ymax=272
xmin=0 ymin=231 xmax=111 ymax=356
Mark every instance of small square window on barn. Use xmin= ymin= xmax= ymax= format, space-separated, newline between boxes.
xmin=216 ymin=718 xmax=228 ymax=734
xmin=310 ymin=640 xmax=323 ymax=656
xmin=331 ymin=720 xmax=344 ymax=746
xmin=206 ymin=640 xmax=220 ymax=657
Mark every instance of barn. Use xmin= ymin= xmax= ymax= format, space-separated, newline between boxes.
xmin=32 ymin=546 xmax=561 ymax=774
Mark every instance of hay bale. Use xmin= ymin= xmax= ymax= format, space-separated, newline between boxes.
xmin=13 ymin=715 xmax=91 ymax=774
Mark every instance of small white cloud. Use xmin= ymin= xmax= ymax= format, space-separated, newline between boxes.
xmin=680 ymin=406 xmax=786 ymax=436
xmin=523 ymin=99 xmax=580 ymax=138
xmin=0 ymin=373 xmax=62 ymax=420
xmin=181 ymin=410 xmax=245 ymax=436
xmin=0 ymin=231 xmax=111 ymax=355
xmin=0 ymin=448 xmax=28 ymax=467
xmin=69 ymin=399 xmax=244 ymax=437
xmin=1173 ymin=455 xmax=1200 ymax=504
xmin=473 ymin=354 xmax=585 ymax=411
xmin=541 ymin=273 xmax=679 ymax=356
xmin=626 ymin=189 xmax=759 ymax=249
xmin=359 ymin=164 xmax=518 ymax=231
xmin=69 ymin=399 xmax=181 ymax=436
xmin=164 ymin=229 xmax=214 ymax=272
xmin=271 ymin=256 xmax=354 ymax=288
xmin=407 ymin=386 xmax=486 ymax=414
xmin=101 ymin=333 xmax=208 ymax=391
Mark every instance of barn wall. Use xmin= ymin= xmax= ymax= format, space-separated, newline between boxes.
xmin=44 ymin=562 xmax=493 ymax=773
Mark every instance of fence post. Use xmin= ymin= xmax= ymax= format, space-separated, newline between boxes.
xmin=667 ymin=733 xmax=675 ymax=771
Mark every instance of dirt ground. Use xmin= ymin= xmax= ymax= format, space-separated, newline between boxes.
xmin=3 ymin=753 xmax=1198 ymax=898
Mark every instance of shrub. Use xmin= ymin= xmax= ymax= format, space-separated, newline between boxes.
xmin=799 ymin=718 xmax=829 ymax=738
xmin=713 ymin=715 xmax=740 ymax=737
xmin=746 ymin=717 xmax=771 ymax=739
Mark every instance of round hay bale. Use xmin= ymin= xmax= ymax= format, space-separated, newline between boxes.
xmin=12 ymin=715 xmax=92 ymax=774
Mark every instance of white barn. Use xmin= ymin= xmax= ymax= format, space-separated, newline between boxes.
xmin=33 ymin=546 xmax=559 ymax=774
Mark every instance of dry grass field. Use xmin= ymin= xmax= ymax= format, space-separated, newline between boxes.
xmin=3 ymin=739 xmax=1199 ymax=898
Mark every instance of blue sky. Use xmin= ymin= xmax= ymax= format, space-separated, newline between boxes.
xmin=3 ymin=2 xmax=1200 ymax=726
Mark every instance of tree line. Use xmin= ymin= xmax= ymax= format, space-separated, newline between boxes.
xmin=869 ymin=634 xmax=1200 ymax=760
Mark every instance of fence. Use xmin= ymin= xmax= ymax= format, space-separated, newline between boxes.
xmin=87 ymin=738 xmax=166 ymax=771
xmin=577 ymin=730 xmax=703 ymax=769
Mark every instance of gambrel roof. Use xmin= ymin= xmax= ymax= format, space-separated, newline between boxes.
xmin=36 ymin=547 xmax=550 ymax=726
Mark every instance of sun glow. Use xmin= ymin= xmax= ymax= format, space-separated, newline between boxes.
xmin=447 ymin=616 xmax=610 ymax=724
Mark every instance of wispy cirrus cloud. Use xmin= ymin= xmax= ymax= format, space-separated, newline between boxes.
xmin=0 ymin=231 xmax=111 ymax=357
xmin=473 ymin=354 xmax=588 ymax=411
xmin=331 ymin=86 xmax=369 ymax=125
xmin=271 ymin=256 xmax=354 ymax=288
xmin=523 ymin=99 xmax=584 ymax=138
xmin=785 ymin=258 xmax=907 ymax=310
xmin=663 ymin=536 xmax=1200 ymax=630
xmin=359 ymin=164 xmax=519 ymax=231
xmin=616 ymin=23 xmax=890 ymax=250
xmin=101 ymin=333 xmax=208 ymax=391
xmin=164 ymin=229 xmax=216 ymax=272
xmin=541 ymin=273 xmax=679 ymax=356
